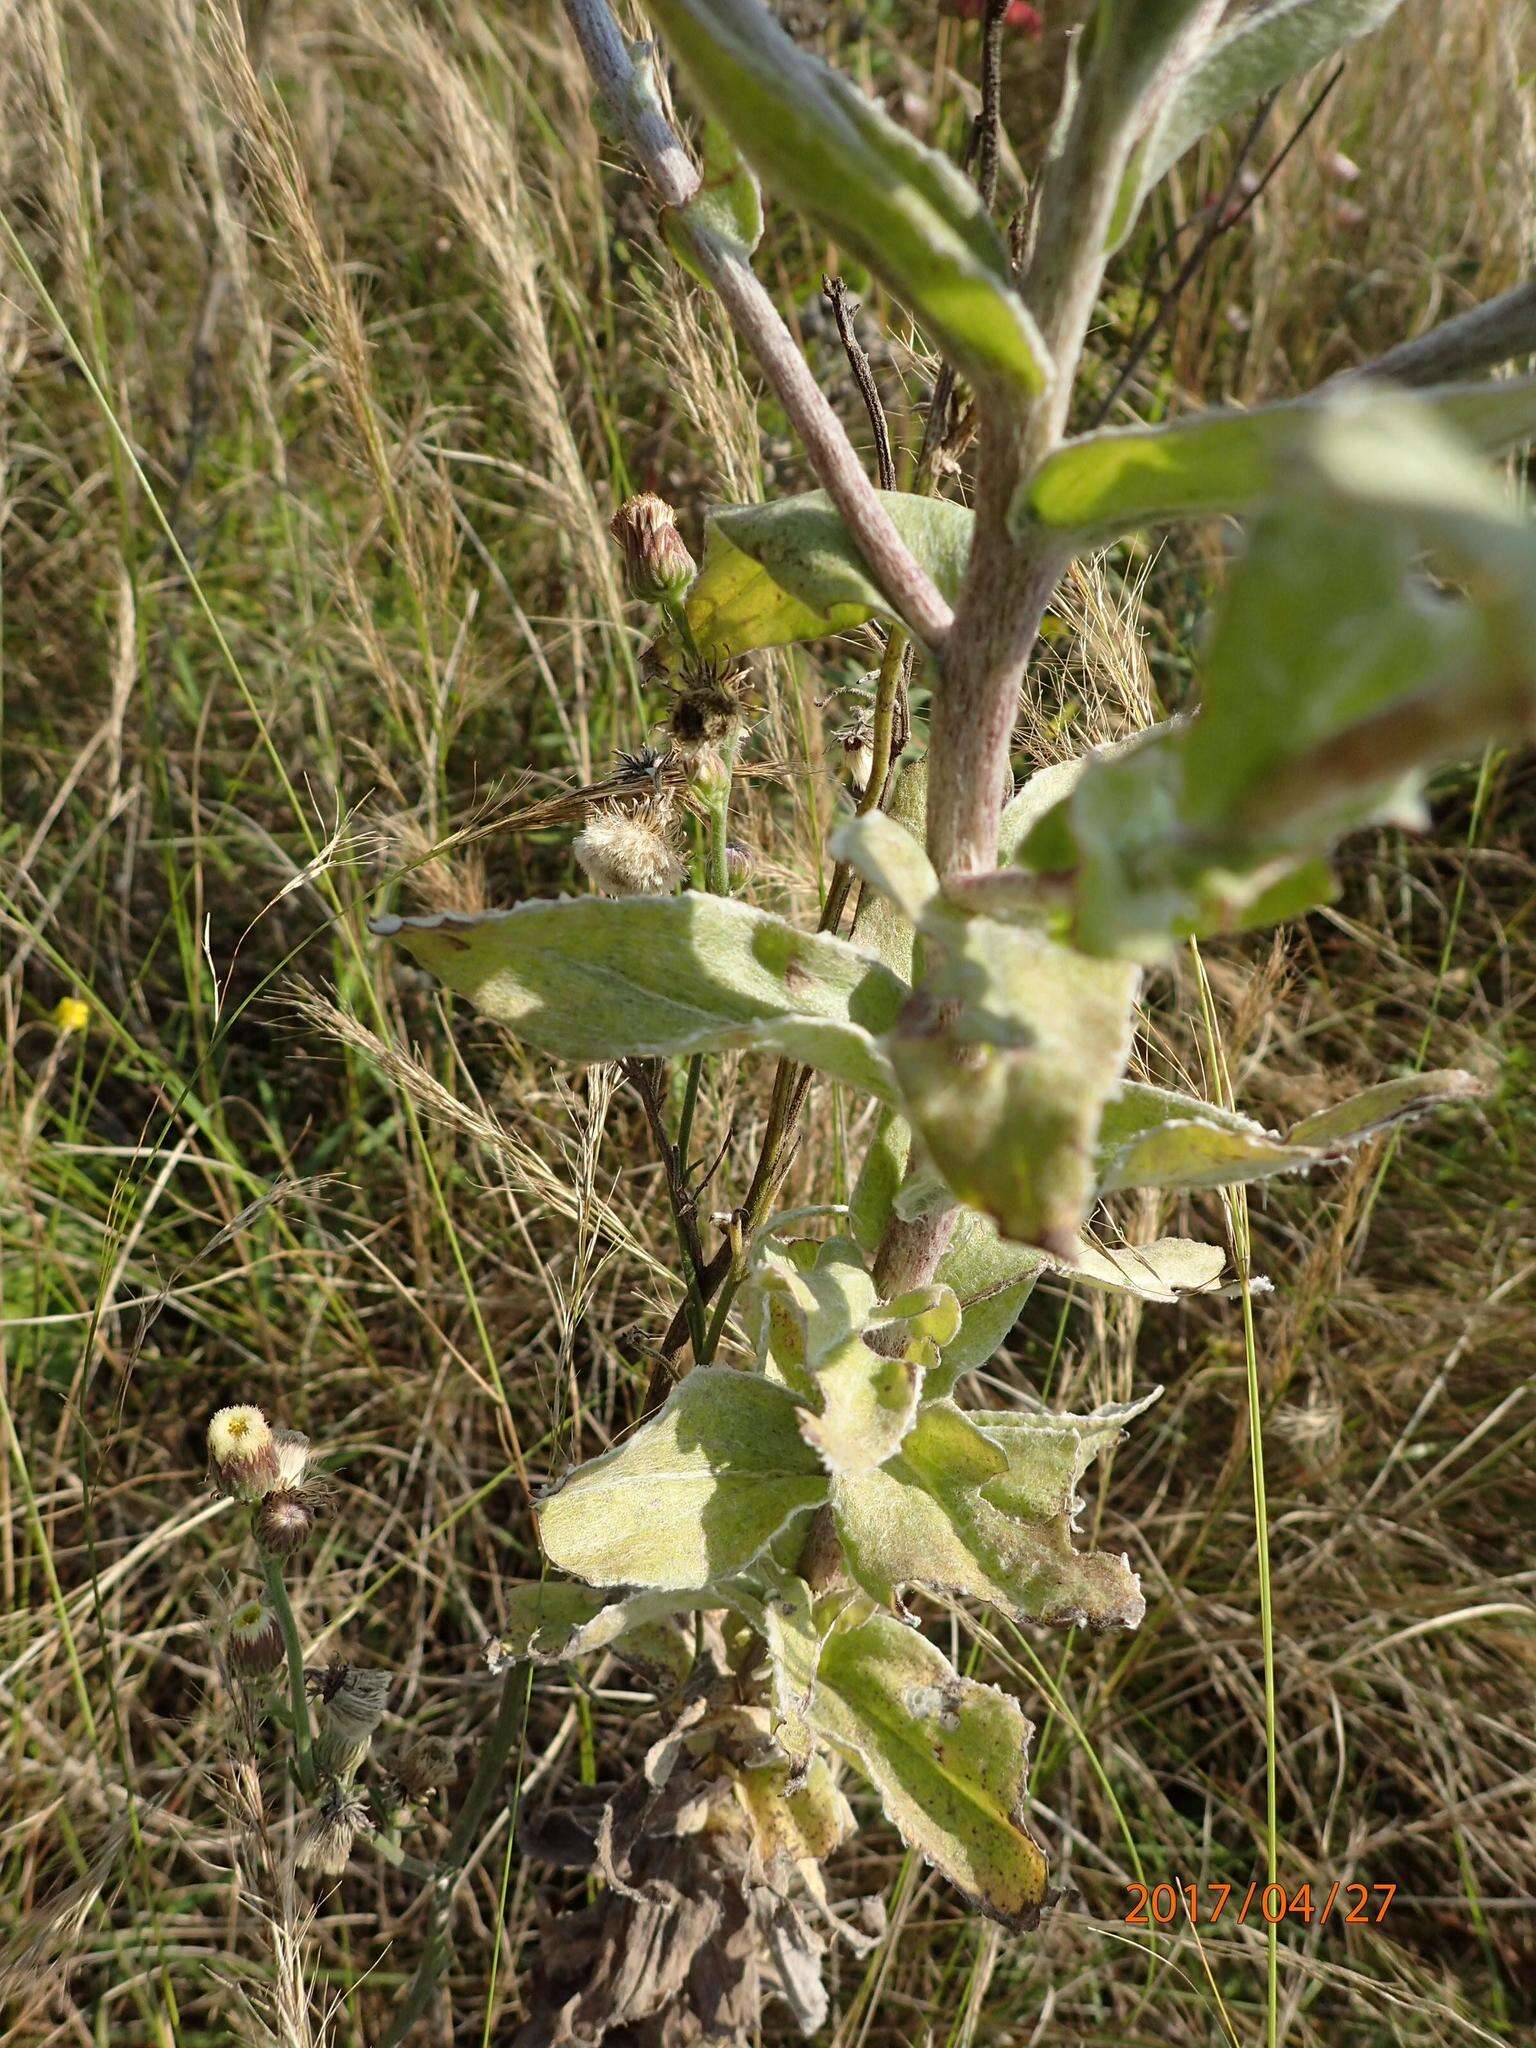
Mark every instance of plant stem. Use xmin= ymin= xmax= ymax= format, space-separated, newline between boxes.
xmin=259 ymin=1548 xmax=315 ymax=1796
xmin=381 ymin=1661 xmax=533 ymax=2048
xmin=561 ymin=0 xmax=952 ymax=650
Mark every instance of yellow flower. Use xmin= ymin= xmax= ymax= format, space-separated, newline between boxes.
xmin=52 ymin=997 xmax=90 ymax=1036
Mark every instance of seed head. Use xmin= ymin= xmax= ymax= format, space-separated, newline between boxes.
xmin=296 ymin=1786 xmax=372 ymax=1878
xmin=226 ymin=1597 xmax=284 ymax=1678
xmin=395 ymin=1734 xmax=457 ymax=1799
xmin=574 ymin=801 xmax=686 ymax=897
xmin=207 ymin=1405 xmax=280 ymax=1501
xmin=254 ymin=1488 xmax=316 ymax=1559
xmin=610 ymin=492 xmax=696 ymax=604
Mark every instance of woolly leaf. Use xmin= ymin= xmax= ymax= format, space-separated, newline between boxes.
xmin=1109 ymin=0 xmax=1406 ymax=248
xmin=1098 ymin=1072 xmax=1484 ymax=1195
xmin=762 ymin=1577 xmax=823 ymax=1774
xmin=537 ymin=1369 xmax=828 ymax=1590
xmin=1016 ymin=378 xmax=1536 ymax=541
xmin=888 ymin=917 xmax=1139 ymax=1251
xmin=831 ymin=1399 xmax=1147 ymax=1632
xmin=810 ymin=1610 xmax=1049 ymax=1928
xmin=662 ymin=118 xmax=762 ymax=280
xmin=653 ymin=491 xmax=974 ymax=667
xmin=1014 ymin=401 xmax=1536 ymax=959
xmin=372 ymin=895 xmax=906 ymax=1100
xmin=644 ymin=0 xmax=1051 ymax=398
xmin=742 ymin=1239 xmax=927 ymax=1475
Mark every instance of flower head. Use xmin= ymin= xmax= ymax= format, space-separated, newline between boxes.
xmin=395 ymin=1734 xmax=457 ymax=1799
xmin=663 ymin=661 xmax=752 ymax=769
xmin=296 ymin=1786 xmax=371 ymax=1877
xmin=207 ymin=1405 xmax=280 ymax=1501
xmin=574 ymin=801 xmax=686 ymax=897
xmin=610 ymin=492 xmax=696 ymax=604
xmin=254 ymin=1489 xmax=316 ymax=1559
xmin=226 ymin=1597 xmax=284 ymax=1678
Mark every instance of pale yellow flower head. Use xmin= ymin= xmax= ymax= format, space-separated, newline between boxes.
xmin=207 ymin=1404 xmax=279 ymax=1500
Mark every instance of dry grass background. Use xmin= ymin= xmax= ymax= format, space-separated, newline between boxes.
xmin=1 ymin=1 xmax=1533 ymax=2042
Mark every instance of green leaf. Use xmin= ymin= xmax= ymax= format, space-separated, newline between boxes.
xmin=1097 ymin=1072 xmax=1484 ymax=1195
xmin=888 ymin=917 xmax=1139 ymax=1251
xmin=762 ymin=1576 xmax=824 ymax=1774
xmin=537 ymin=1369 xmax=828 ymax=1590
xmin=653 ymin=491 xmax=974 ymax=667
xmin=1108 ymin=0 xmax=1406 ymax=248
xmin=741 ymin=1238 xmax=927 ymax=1475
xmin=1014 ymin=399 xmax=1536 ymax=959
xmin=831 ymin=1398 xmax=1148 ymax=1633
xmin=849 ymin=759 xmax=931 ymax=986
xmin=644 ymin=0 xmax=1050 ymax=399
xmin=1016 ymin=378 xmax=1536 ymax=542
xmin=489 ymin=1583 xmax=703 ymax=1687
xmin=810 ymin=1609 xmax=1049 ymax=1928
xmin=661 ymin=117 xmax=762 ymax=281
xmin=373 ymin=894 xmax=906 ymax=1100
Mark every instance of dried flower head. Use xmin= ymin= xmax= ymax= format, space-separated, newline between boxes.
xmin=226 ymin=1597 xmax=284 ymax=1678
xmin=395 ymin=1734 xmax=457 ymax=1799
xmin=574 ymin=801 xmax=686 ymax=897
xmin=254 ymin=1488 xmax=315 ymax=1559
xmin=296 ymin=1786 xmax=372 ymax=1878
xmin=663 ymin=661 xmax=753 ymax=769
xmin=610 ymin=491 xmax=696 ymax=604
xmin=207 ymin=1405 xmax=280 ymax=1501
xmin=313 ymin=1665 xmax=390 ymax=1745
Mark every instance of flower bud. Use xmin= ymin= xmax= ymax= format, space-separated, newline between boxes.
xmin=254 ymin=1488 xmax=315 ymax=1559
xmin=272 ymin=1428 xmax=311 ymax=1489
xmin=574 ymin=802 xmax=686 ymax=897
xmin=312 ymin=1665 xmax=390 ymax=1780
xmin=207 ymin=1405 xmax=280 ymax=1501
xmin=610 ymin=492 xmax=695 ymax=604
xmin=297 ymin=1787 xmax=371 ymax=1877
xmin=395 ymin=1734 xmax=457 ymax=1799
xmin=226 ymin=1597 xmax=284 ymax=1678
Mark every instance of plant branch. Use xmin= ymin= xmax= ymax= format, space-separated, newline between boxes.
xmin=823 ymin=275 xmax=895 ymax=491
xmin=1343 ymin=276 xmax=1536 ymax=390
xmin=561 ymin=0 xmax=953 ymax=651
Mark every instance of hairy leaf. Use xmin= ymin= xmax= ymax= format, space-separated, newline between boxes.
xmin=1016 ymin=378 xmax=1536 ymax=541
xmin=831 ymin=1399 xmax=1147 ymax=1632
xmin=1098 ymin=1072 xmax=1484 ymax=1194
xmin=1014 ymin=400 xmax=1536 ymax=958
xmin=889 ymin=917 xmax=1139 ymax=1251
xmin=762 ymin=1577 xmax=823 ymax=1774
xmin=742 ymin=1238 xmax=928 ymax=1474
xmin=811 ymin=1609 xmax=1049 ymax=1928
xmin=537 ymin=1369 xmax=828 ymax=1590
xmin=653 ymin=491 xmax=974 ymax=667
xmin=1109 ymin=0 xmax=1406 ymax=247
xmin=661 ymin=118 xmax=762 ymax=281
xmin=373 ymin=894 xmax=905 ymax=1099
xmin=644 ymin=0 xmax=1051 ymax=398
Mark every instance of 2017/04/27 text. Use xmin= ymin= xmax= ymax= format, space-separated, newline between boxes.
xmin=1124 ymin=1882 xmax=1397 ymax=1927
